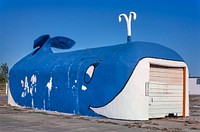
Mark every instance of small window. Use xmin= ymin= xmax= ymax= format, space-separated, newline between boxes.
xmin=196 ymin=78 xmax=200 ymax=85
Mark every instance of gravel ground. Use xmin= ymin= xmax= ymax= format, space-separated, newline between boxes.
xmin=0 ymin=95 xmax=200 ymax=132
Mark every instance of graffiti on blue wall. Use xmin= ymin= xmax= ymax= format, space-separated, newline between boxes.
xmin=9 ymin=34 xmax=184 ymax=118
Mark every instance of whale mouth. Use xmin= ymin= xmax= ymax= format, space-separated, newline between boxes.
xmin=88 ymin=58 xmax=188 ymax=120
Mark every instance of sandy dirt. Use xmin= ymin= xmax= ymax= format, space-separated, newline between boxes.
xmin=0 ymin=95 xmax=200 ymax=132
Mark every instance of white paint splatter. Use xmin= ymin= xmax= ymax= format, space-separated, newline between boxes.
xmin=30 ymin=87 xmax=33 ymax=96
xmin=25 ymin=76 xmax=29 ymax=93
xmin=21 ymin=80 xmax=24 ymax=87
xmin=31 ymin=98 xmax=34 ymax=108
xmin=31 ymin=74 xmax=37 ymax=84
xmin=21 ymin=92 xmax=26 ymax=98
xmin=81 ymin=85 xmax=87 ymax=91
xmin=21 ymin=75 xmax=37 ymax=98
xmin=67 ymin=63 xmax=73 ymax=89
xmin=72 ymin=85 xmax=75 ymax=89
xmin=46 ymin=77 xmax=53 ymax=97
xmin=30 ymin=74 xmax=37 ymax=96
xmin=21 ymin=76 xmax=30 ymax=97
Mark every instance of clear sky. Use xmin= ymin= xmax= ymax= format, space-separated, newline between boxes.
xmin=0 ymin=0 xmax=200 ymax=76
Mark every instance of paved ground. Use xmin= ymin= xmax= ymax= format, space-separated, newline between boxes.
xmin=0 ymin=95 xmax=200 ymax=132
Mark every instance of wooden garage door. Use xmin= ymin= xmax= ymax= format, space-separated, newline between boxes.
xmin=149 ymin=64 xmax=184 ymax=118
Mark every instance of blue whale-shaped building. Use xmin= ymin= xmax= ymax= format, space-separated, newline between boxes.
xmin=9 ymin=35 xmax=189 ymax=120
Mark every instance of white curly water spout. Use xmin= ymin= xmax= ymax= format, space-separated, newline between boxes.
xmin=119 ymin=11 xmax=137 ymax=42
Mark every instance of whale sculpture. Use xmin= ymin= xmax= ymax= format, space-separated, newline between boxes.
xmin=9 ymin=34 xmax=189 ymax=120
xmin=8 ymin=11 xmax=189 ymax=120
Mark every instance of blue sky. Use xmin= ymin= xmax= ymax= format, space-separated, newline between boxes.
xmin=0 ymin=0 xmax=200 ymax=76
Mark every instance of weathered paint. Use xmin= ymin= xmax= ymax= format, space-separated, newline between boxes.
xmin=149 ymin=66 xmax=184 ymax=118
xmin=9 ymin=35 xmax=189 ymax=120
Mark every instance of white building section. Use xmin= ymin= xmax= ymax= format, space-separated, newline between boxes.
xmin=90 ymin=58 xmax=189 ymax=120
xmin=7 ymin=81 xmax=19 ymax=107
xmin=189 ymin=77 xmax=200 ymax=95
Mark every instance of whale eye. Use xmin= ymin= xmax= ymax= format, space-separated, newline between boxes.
xmin=84 ymin=65 xmax=95 ymax=84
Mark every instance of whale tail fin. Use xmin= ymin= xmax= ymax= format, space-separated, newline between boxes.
xmin=33 ymin=34 xmax=50 ymax=49
xmin=49 ymin=36 xmax=75 ymax=49
xmin=33 ymin=34 xmax=75 ymax=49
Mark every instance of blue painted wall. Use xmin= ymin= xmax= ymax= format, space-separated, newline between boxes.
xmin=9 ymin=35 xmax=184 ymax=117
